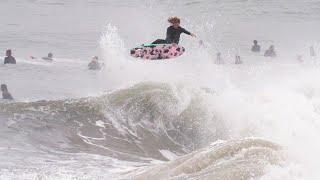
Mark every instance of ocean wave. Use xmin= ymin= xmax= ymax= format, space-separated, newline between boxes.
xmin=0 ymin=82 xmax=225 ymax=162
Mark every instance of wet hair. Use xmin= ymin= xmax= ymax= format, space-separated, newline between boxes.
xmin=253 ymin=40 xmax=258 ymax=44
xmin=48 ymin=52 xmax=53 ymax=58
xmin=168 ymin=17 xmax=180 ymax=24
xmin=1 ymin=84 xmax=8 ymax=91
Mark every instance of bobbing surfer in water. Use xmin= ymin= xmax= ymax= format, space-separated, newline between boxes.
xmin=152 ymin=17 xmax=196 ymax=45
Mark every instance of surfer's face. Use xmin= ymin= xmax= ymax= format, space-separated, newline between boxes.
xmin=173 ymin=22 xmax=180 ymax=28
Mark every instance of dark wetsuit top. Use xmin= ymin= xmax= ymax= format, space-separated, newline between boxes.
xmin=4 ymin=56 xmax=16 ymax=64
xmin=165 ymin=26 xmax=191 ymax=44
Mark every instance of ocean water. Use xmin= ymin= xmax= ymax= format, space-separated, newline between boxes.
xmin=1 ymin=0 xmax=320 ymax=179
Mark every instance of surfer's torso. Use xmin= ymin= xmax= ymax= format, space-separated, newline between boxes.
xmin=165 ymin=26 xmax=191 ymax=44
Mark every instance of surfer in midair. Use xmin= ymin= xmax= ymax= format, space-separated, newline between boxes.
xmin=152 ymin=17 xmax=196 ymax=45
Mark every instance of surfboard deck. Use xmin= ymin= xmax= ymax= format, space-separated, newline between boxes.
xmin=130 ymin=43 xmax=185 ymax=60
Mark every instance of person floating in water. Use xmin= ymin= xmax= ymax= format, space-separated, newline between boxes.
xmin=235 ymin=55 xmax=242 ymax=64
xmin=264 ymin=45 xmax=276 ymax=57
xmin=251 ymin=40 xmax=261 ymax=53
xmin=310 ymin=46 xmax=316 ymax=57
xmin=4 ymin=49 xmax=16 ymax=64
xmin=152 ymin=17 xmax=196 ymax=45
xmin=42 ymin=52 xmax=53 ymax=61
xmin=88 ymin=56 xmax=101 ymax=70
xmin=1 ymin=84 xmax=13 ymax=100
xmin=215 ymin=52 xmax=223 ymax=64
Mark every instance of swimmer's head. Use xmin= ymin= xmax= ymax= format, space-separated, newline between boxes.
xmin=1 ymin=84 xmax=8 ymax=92
xmin=6 ymin=49 xmax=12 ymax=56
xmin=48 ymin=52 xmax=53 ymax=58
xmin=253 ymin=40 xmax=258 ymax=44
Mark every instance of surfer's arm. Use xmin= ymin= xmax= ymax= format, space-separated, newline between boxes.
xmin=181 ymin=28 xmax=191 ymax=35
xmin=181 ymin=28 xmax=196 ymax=37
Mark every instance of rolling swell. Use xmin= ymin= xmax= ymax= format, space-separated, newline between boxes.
xmin=0 ymin=82 xmax=224 ymax=161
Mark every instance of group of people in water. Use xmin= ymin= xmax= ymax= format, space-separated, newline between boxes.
xmin=152 ymin=16 xmax=280 ymax=64
xmin=1 ymin=16 xmax=318 ymax=100
xmin=3 ymin=49 xmax=54 ymax=64
xmin=3 ymin=48 xmax=102 ymax=70
xmin=251 ymin=40 xmax=276 ymax=57
xmin=2 ymin=49 xmax=16 ymax=100
xmin=1 ymin=49 xmax=102 ymax=100
xmin=214 ymin=40 xmax=277 ymax=65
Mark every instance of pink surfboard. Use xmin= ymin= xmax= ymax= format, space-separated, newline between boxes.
xmin=130 ymin=43 xmax=185 ymax=60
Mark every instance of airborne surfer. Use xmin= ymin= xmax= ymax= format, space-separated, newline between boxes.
xmin=131 ymin=17 xmax=196 ymax=60
xmin=152 ymin=17 xmax=196 ymax=45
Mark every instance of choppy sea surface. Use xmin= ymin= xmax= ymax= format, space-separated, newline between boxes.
xmin=1 ymin=0 xmax=320 ymax=179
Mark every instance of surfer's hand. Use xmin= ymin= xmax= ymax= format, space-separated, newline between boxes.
xmin=191 ymin=33 xmax=197 ymax=38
